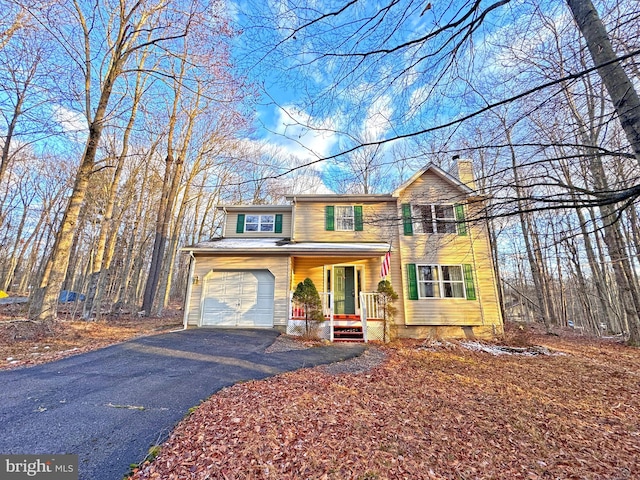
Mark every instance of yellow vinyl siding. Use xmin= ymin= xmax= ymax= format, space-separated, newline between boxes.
xmin=293 ymin=202 xmax=397 ymax=243
xmin=187 ymin=255 xmax=290 ymax=326
xmin=225 ymin=211 xmax=292 ymax=238
xmin=400 ymin=170 xmax=468 ymax=206
xmin=397 ymin=171 xmax=502 ymax=329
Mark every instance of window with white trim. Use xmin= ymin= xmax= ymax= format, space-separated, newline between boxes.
xmin=417 ymin=265 xmax=465 ymax=298
xmin=413 ymin=204 xmax=457 ymax=234
xmin=245 ymin=214 xmax=275 ymax=232
xmin=335 ymin=206 xmax=354 ymax=231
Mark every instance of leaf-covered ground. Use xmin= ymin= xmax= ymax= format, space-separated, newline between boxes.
xmin=131 ymin=335 xmax=640 ymax=480
xmin=0 ymin=309 xmax=182 ymax=370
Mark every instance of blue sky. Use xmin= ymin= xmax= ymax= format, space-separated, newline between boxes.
xmin=227 ymin=0 xmax=536 ymax=192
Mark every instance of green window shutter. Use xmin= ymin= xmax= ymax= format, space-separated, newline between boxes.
xmin=236 ymin=214 xmax=245 ymax=234
xmin=407 ymin=264 xmax=418 ymax=300
xmin=455 ymin=204 xmax=467 ymax=236
xmin=354 ymin=205 xmax=363 ymax=231
xmin=325 ymin=206 xmax=335 ymax=231
xmin=402 ymin=203 xmax=413 ymax=236
xmin=463 ymin=264 xmax=476 ymax=300
xmin=275 ymin=214 xmax=283 ymax=233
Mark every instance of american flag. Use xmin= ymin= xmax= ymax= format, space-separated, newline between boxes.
xmin=380 ymin=250 xmax=391 ymax=279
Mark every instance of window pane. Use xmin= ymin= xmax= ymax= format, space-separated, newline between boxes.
xmin=419 ymin=205 xmax=434 ymax=233
xmin=245 ymin=215 xmax=259 ymax=232
xmin=260 ymin=215 xmax=274 ymax=231
xmin=437 ymin=221 xmax=456 ymax=234
xmin=435 ymin=205 xmax=454 ymax=219
xmin=418 ymin=265 xmax=440 ymax=298
xmin=451 ymin=283 xmax=465 ymax=298
xmin=418 ymin=266 xmax=436 ymax=281
xmin=442 ymin=266 xmax=462 ymax=281
xmin=434 ymin=205 xmax=456 ymax=234
xmin=442 ymin=282 xmax=464 ymax=298
xmin=419 ymin=282 xmax=437 ymax=298
xmin=337 ymin=217 xmax=353 ymax=230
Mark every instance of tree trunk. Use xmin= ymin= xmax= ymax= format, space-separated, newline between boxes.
xmin=505 ymin=127 xmax=556 ymax=328
xmin=83 ymin=65 xmax=146 ymax=319
xmin=113 ymin=156 xmax=153 ymax=313
xmin=2 ymin=194 xmax=31 ymax=291
xmin=567 ymin=0 xmax=640 ymax=162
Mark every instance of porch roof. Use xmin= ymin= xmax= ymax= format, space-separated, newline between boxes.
xmin=182 ymin=238 xmax=391 ymax=257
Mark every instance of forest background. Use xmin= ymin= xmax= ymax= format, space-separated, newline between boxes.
xmin=0 ymin=0 xmax=639 ymax=342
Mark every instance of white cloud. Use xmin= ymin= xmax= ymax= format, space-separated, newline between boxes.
xmin=362 ymin=94 xmax=393 ymax=141
xmin=235 ymin=135 xmax=335 ymax=194
xmin=52 ymin=105 xmax=88 ymax=141
xmin=262 ymin=104 xmax=341 ymax=167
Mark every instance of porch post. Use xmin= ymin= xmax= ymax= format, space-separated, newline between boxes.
xmin=287 ymin=290 xmax=292 ymax=334
xmin=329 ymin=291 xmax=334 ymax=342
xmin=360 ymin=291 xmax=368 ymax=343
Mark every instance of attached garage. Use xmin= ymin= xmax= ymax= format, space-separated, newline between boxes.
xmin=200 ymin=270 xmax=275 ymax=327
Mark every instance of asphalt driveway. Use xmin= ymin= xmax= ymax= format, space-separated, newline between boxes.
xmin=0 ymin=329 xmax=365 ymax=480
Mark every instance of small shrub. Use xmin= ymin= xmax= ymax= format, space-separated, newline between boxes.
xmin=292 ymin=278 xmax=324 ymax=337
xmin=377 ymin=280 xmax=398 ymax=343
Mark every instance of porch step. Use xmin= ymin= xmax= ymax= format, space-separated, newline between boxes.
xmin=333 ymin=314 xmax=361 ymax=320
xmin=333 ymin=325 xmax=364 ymax=342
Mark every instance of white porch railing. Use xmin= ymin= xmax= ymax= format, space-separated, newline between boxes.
xmin=288 ymin=291 xmax=385 ymax=343
xmin=359 ymin=292 xmax=376 ymax=343
xmin=360 ymin=292 xmax=382 ymax=320
xmin=318 ymin=292 xmax=334 ymax=342
xmin=290 ymin=291 xmax=332 ymax=318
xmin=360 ymin=292 xmax=387 ymax=343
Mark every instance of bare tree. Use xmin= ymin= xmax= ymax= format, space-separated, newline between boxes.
xmin=26 ymin=0 xmax=194 ymax=321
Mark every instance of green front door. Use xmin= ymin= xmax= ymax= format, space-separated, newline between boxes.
xmin=334 ymin=266 xmax=356 ymax=315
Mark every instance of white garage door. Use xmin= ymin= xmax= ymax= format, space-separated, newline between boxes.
xmin=201 ymin=270 xmax=275 ymax=327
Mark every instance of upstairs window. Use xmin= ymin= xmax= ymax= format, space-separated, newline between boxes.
xmin=325 ymin=205 xmax=364 ymax=231
xmin=336 ymin=206 xmax=354 ymax=231
xmin=414 ymin=204 xmax=457 ymax=234
xmin=236 ymin=213 xmax=283 ymax=234
xmin=242 ymin=214 xmax=274 ymax=232
xmin=403 ymin=203 xmax=467 ymax=236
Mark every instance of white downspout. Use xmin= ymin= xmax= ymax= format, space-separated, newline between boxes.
xmin=221 ymin=207 xmax=228 ymax=238
xmin=291 ymin=197 xmax=297 ymax=241
xmin=183 ymin=251 xmax=196 ymax=330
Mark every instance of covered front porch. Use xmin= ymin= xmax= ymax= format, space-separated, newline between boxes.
xmin=286 ymin=252 xmax=391 ymax=342
xmin=288 ymin=290 xmax=387 ymax=342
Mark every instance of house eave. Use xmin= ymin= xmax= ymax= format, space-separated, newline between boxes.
xmin=284 ymin=194 xmax=394 ymax=203
xmin=392 ymin=162 xmax=475 ymax=197
xmin=181 ymin=240 xmax=391 ymax=257
xmin=215 ymin=205 xmax=292 ymax=212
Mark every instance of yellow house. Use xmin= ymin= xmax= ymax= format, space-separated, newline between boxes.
xmin=181 ymin=161 xmax=503 ymax=341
